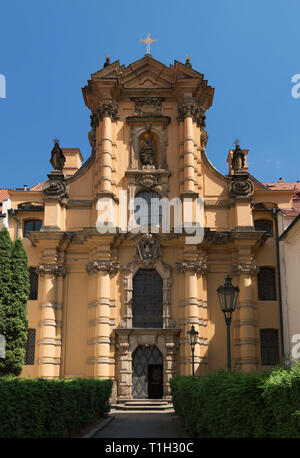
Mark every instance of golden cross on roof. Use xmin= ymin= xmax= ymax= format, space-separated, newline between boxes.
xmin=140 ymin=33 xmax=157 ymax=55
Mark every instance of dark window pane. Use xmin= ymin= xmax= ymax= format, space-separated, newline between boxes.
xmin=258 ymin=267 xmax=277 ymax=300
xmin=23 ymin=220 xmax=42 ymax=237
xmin=29 ymin=267 xmax=38 ymax=300
xmin=24 ymin=329 xmax=36 ymax=365
xmin=132 ymin=269 xmax=163 ymax=328
xmin=254 ymin=220 xmax=273 ymax=237
xmin=134 ymin=192 xmax=162 ymax=227
xmin=260 ymin=329 xmax=279 ymax=365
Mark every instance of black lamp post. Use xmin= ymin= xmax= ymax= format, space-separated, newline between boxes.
xmin=187 ymin=325 xmax=198 ymax=376
xmin=217 ymin=275 xmax=239 ymax=371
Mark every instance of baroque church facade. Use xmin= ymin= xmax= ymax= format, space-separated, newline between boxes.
xmin=5 ymin=55 xmax=289 ymax=401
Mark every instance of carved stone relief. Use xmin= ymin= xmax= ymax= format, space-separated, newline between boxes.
xmin=176 ymin=257 xmax=208 ymax=275
xmin=86 ymin=259 xmax=120 ymax=275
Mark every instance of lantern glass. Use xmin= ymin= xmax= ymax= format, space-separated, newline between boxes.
xmin=187 ymin=325 xmax=198 ymax=347
xmin=217 ymin=275 xmax=239 ymax=313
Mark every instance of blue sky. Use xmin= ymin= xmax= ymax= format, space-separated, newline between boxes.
xmin=1 ymin=0 xmax=300 ymax=188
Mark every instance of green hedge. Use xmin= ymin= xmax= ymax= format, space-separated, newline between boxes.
xmin=0 ymin=377 xmax=113 ymax=438
xmin=170 ymin=365 xmax=300 ymax=438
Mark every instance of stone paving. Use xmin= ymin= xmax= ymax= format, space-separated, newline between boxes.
xmin=93 ymin=411 xmax=189 ymax=438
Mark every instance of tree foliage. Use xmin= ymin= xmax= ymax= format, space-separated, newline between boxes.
xmin=0 ymin=228 xmax=29 ymax=376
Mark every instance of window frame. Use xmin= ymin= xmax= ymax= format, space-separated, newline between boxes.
xmin=134 ymin=191 xmax=162 ymax=228
xmin=254 ymin=219 xmax=274 ymax=237
xmin=132 ymin=269 xmax=163 ymax=329
xmin=258 ymin=266 xmax=277 ymax=301
xmin=23 ymin=219 xmax=42 ymax=237
xmin=29 ymin=267 xmax=38 ymax=300
xmin=260 ymin=328 xmax=279 ymax=366
xmin=24 ymin=328 xmax=36 ymax=366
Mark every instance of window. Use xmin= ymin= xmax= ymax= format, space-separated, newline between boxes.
xmin=258 ymin=267 xmax=277 ymax=300
xmin=24 ymin=329 xmax=36 ymax=365
xmin=260 ymin=329 xmax=279 ymax=365
xmin=23 ymin=220 xmax=42 ymax=237
xmin=134 ymin=191 xmax=162 ymax=227
xmin=132 ymin=269 xmax=163 ymax=328
xmin=29 ymin=267 xmax=38 ymax=300
xmin=254 ymin=219 xmax=273 ymax=237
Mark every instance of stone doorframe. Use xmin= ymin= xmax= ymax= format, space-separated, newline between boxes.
xmin=122 ymin=258 xmax=173 ymax=329
xmin=115 ymin=328 xmax=180 ymax=401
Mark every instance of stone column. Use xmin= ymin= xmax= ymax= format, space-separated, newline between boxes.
xmin=179 ymin=121 xmax=184 ymax=195
xmin=176 ymin=257 xmax=208 ymax=376
xmin=101 ymin=115 xmax=112 ymax=194
xmin=91 ymin=100 xmax=119 ymax=198
xmin=86 ymin=259 xmax=119 ymax=378
xmin=232 ymin=259 xmax=259 ymax=372
xmin=178 ymin=100 xmax=195 ymax=194
xmin=37 ymin=263 xmax=66 ymax=378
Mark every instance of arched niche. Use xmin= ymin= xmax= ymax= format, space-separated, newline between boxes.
xmin=129 ymin=125 xmax=168 ymax=170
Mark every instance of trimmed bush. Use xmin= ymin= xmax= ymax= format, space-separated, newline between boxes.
xmin=170 ymin=366 xmax=300 ymax=438
xmin=0 ymin=377 xmax=113 ymax=438
xmin=262 ymin=365 xmax=300 ymax=438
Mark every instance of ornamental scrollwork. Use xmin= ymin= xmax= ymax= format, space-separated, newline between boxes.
xmin=229 ymin=174 xmax=254 ymax=198
xmin=86 ymin=260 xmax=120 ymax=275
xmin=43 ymin=179 xmax=68 ymax=201
xmin=232 ymin=260 xmax=259 ymax=275
xmin=133 ymin=97 xmax=163 ymax=115
xmin=37 ymin=264 xmax=67 ymax=277
xmin=176 ymin=257 xmax=208 ymax=274
xmin=90 ymin=100 xmax=120 ymax=127
xmin=178 ymin=101 xmax=206 ymax=127
xmin=136 ymin=234 xmax=160 ymax=263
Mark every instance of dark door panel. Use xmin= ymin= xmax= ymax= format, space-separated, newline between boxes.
xmin=148 ymin=364 xmax=163 ymax=399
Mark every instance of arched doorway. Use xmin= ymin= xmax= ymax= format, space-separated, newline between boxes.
xmin=132 ymin=345 xmax=163 ymax=399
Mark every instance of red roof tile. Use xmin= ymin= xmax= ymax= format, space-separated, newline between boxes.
xmin=0 ymin=189 xmax=9 ymax=203
xmin=30 ymin=183 xmax=43 ymax=191
xmin=264 ymin=182 xmax=300 ymax=191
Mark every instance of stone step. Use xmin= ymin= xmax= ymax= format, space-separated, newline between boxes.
xmin=112 ymin=399 xmax=173 ymax=411
xmin=125 ymin=400 xmax=169 ymax=406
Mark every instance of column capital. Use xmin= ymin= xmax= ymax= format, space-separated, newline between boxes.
xmin=176 ymin=257 xmax=208 ymax=274
xmin=232 ymin=260 xmax=259 ymax=275
xmin=37 ymin=263 xmax=66 ymax=277
xmin=86 ymin=259 xmax=120 ymax=275
xmin=178 ymin=100 xmax=206 ymax=127
xmin=90 ymin=99 xmax=120 ymax=127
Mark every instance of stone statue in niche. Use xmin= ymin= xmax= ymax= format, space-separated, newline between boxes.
xmin=231 ymin=144 xmax=245 ymax=173
xmin=50 ymin=140 xmax=65 ymax=171
xmin=139 ymin=135 xmax=155 ymax=167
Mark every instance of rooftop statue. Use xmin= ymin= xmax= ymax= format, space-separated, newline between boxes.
xmin=50 ymin=140 xmax=65 ymax=171
xmin=231 ymin=144 xmax=245 ymax=173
